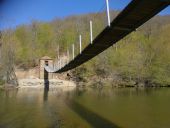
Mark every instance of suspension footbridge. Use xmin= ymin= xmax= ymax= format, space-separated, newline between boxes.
xmin=45 ymin=0 xmax=170 ymax=73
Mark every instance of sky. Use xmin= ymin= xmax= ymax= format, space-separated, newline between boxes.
xmin=0 ymin=0 xmax=170 ymax=30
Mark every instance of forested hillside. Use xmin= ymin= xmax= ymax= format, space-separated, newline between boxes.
xmin=1 ymin=11 xmax=170 ymax=86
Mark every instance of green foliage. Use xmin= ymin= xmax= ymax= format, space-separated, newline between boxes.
xmin=0 ymin=80 xmax=5 ymax=86
xmin=1 ymin=12 xmax=170 ymax=86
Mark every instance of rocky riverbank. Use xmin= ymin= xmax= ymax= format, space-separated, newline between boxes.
xmin=14 ymin=67 xmax=76 ymax=89
xmin=18 ymin=78 xmax=76 ymax=88
xmin=76 ymin=77 xmax=170 ymax=88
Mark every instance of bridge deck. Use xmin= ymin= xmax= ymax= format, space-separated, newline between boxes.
xmin=46 ymin=0 xmax=170 ymax=73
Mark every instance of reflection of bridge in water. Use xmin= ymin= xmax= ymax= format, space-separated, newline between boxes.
xmin=45 ymin=0 xmax=170 ymax=73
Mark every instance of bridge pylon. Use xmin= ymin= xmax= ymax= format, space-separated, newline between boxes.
xmin=39 ymin=56 xmax=54 ymax=79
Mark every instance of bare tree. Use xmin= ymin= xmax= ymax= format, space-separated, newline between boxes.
xmin=1 ymin=31 xmax=18 ymax=86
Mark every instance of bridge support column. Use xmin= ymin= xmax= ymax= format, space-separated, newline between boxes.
xmin=39 ymin=56 xmax=53 ymax=79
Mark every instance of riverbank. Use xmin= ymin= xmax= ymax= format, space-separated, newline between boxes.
xmin=18 ymin=78 xmax=76 ymax=88
xmin=76 ymin=77 xmax=170 ymax=88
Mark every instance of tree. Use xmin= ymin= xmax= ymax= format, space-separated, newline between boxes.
xmin=1 ymin=31 xmax=18 ymax=86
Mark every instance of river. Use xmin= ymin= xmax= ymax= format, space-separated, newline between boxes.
xmin=0 ymin=86 xmax=170 ymax=128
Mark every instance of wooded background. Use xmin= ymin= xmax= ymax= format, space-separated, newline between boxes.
xmin=0 ymin=11 xmax=170 ymax=86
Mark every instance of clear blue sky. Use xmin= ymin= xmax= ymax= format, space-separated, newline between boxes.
xmin=0 ymin=0 xmax=170 ymax=30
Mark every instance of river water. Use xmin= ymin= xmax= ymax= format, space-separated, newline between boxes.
xmin=0 ymin=87 xmax=170 ymax=128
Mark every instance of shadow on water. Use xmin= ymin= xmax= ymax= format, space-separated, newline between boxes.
xmin=66 ymin=100 xmax=121 ymax=128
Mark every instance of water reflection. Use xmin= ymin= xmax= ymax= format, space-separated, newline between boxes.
xmin=43 ymin=79 xmax=49 ymax=102
xmin=3 ymin=89 xmax=18 ymax=99
xmin=0 ymin=87 xmax=170 ymax=128
xmin=74 ymin=87 xmax=87 ymax=97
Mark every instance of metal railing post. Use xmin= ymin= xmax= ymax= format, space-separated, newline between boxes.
xmin=79 ymin=35 xmax=82 ymax=54
xmin=72 ymin=44 xmax=75 ymax=59
xmin=106 ymin=0 xmax=111 ymax=27
xmin=90 ymin=21 xmax=93 ymax=44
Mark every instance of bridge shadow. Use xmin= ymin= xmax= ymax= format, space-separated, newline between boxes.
xmin=66 ymin=100 xmax=121 ymax=128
